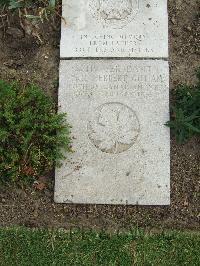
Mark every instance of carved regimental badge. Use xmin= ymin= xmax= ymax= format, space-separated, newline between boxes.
xmin=88 ymin=0 xmax=140 ymax=29
xmin=88 ymin=102 xmax=140 ymax=154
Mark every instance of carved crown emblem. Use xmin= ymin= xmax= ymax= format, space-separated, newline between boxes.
xmin=89 ymin=0 xmax=139 ymax=29
xmin=98 ymin=0 xmax=133 ymax=21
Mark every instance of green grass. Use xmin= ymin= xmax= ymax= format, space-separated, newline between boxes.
xmin=0 ymin=227 xmax=199 ymax=266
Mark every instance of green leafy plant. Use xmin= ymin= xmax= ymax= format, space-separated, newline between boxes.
xmin=166 ymin=69 xmax=200 ymax=143
xmin=0 ymin=80 xmax=71 ymax=183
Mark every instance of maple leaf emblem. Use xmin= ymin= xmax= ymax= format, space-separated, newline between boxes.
xmin=88 ymin=103 xmax=140 ymax=154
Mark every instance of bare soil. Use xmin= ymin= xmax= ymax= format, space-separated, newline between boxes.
xmin=0 ymin=0 xmax=199 ymax=230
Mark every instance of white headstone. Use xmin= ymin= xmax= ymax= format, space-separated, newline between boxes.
xmin=55 ymin=60 xmax=170 ymax=205
xmin=60 ymin=0 xmax=168 ymax=58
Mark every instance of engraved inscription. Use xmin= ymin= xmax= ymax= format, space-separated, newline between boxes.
xmin=88 ymin=102 xmax=140 ymax=154
xmin=89 ymin=0 xmax=140 ymax=29
xmin=67 ymin=63 xmax=167 ymax=99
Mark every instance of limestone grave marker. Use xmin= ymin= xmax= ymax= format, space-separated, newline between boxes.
xmin=55 ymin=60 xmax=170 ymax=205
xmin=60 ymin=0 xmax=168 ymax=58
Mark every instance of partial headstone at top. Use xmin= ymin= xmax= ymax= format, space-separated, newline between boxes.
xmin=60 ymin=0 xmax=168 ymax=58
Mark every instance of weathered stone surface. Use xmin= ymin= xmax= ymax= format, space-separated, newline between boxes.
xmin=55 ymin=60 xmax=170 ymax=205
xmin=60 ymin=0 xmax=168 ymax=58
